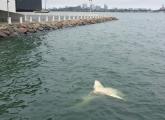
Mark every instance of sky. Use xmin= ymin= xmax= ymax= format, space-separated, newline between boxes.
xmin=43 ymin=0 xmax=165 ymax=9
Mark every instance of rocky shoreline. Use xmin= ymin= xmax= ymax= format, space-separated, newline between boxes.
xmin=0 ymin=17 xmax=118 ymax=39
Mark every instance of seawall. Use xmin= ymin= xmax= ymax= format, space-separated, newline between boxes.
xmin=0 ymin=17 xmax=118 ymax=39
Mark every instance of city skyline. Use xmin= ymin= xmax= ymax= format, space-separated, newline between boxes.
xmin=43 ymin=0 xmax=165 ymax=9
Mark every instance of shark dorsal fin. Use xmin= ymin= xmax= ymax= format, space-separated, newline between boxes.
xmin=94 ymin=80 xmax=104 ymax=90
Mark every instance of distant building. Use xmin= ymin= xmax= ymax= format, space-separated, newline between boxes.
xmin=160 ymin=4 xmax=165 ymax=11
xmin=0 ymin=0 xmax=16 ymax=12
xmin=104 ymin=4 xmax=108 ymax=10
xmin=82 ymin=4 xmax=88 ymax=9
xmin=16 ymin=0 xmax=42 ymax=12
xmin=90 ymin=4 xmax=96 ymax=10
xmin=95 ymin=5 xmax=102 ymax=11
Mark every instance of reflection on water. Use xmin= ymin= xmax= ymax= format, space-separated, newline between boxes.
xmin=0 ymin=13 xmax=165 ymax=120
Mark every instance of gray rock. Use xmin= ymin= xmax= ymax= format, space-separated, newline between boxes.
xmin=0 ymin=31 xmax=8 ymax=38
xmin=10 ymin=32 xmax=18 ymax=37
xmin=38 ymin=27 xmax=44 ymax=31
xmin=2 ymin=30 xmax=10 ymax=35
xmin=18 ymin=28 xmax=28 ymax=34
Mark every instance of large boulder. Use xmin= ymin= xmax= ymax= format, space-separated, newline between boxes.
xmin=38 ymin=27 xmax=44 ymax=31
xmin=112 ymin=17 xmax=118 ymax=20
xmin=10 ymin=32 xmax=18 ymax=37
xmin=18 ymin=24 xmax=28 ymax=28
xmin=18 ymin=28 xmax=28 ymax=34
xmin=0 ymin=31 xmax=8 ymax=38
xmin=56 ymin=22 xmax=63 ymax=29
xmin=28 ymin=28 xmax=37 ymax=33
xmin=2 ymin=30 xmax=10 ymax=36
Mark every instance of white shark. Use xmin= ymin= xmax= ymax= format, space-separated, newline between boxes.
xmin=92 ymin=80 xmax=124 ymax=100
xmin=76 ymin=80 xmax=125 ymax=107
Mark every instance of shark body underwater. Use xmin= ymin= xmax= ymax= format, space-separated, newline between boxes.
xmin=76 ymin=80 xmax=125 ymax=107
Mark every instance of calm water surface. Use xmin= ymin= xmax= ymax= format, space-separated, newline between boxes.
xmin=0 ymin=13 xmax=165 ymax=120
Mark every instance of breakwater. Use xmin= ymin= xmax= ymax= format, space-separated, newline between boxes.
xmin=0 ymin=17 xmax=117 ymax=39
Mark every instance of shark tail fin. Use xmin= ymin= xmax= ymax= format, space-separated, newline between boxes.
xmin=94 ymin=80 xmax=104 ymax=90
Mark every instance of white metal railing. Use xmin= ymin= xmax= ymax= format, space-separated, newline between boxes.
xmin=6 ymin=15 xmax=106 ymax=24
